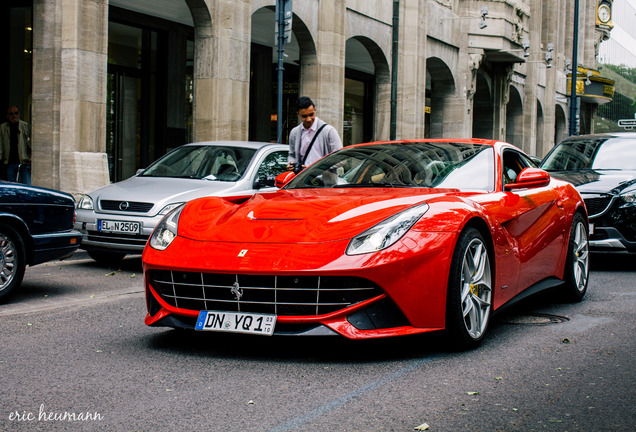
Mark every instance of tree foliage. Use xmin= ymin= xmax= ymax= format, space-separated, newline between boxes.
xmin=596 ymin=64 xmax=636 ymax=129
xmin=603 ymin=64 xmax=636 ymax=84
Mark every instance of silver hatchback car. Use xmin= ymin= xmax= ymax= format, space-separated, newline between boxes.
xmin=75 ymin=141 xmax=289 ymax=264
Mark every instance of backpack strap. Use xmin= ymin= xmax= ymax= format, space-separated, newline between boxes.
xmin=299 ymin=123 xmax=328 ymax=166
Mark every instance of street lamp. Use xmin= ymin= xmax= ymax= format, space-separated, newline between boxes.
xmin=568 ymin=0 xmax=580 ymax=136
xmin=276 ymin=0 xmax=293 ymax=143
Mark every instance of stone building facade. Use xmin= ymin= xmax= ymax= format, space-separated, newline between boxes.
xmin=2 ymin=0 xmax=615 ymax=196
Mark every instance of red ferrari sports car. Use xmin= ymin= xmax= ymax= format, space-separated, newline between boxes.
xmin=142 ymin=139 xmax=589 ymax=349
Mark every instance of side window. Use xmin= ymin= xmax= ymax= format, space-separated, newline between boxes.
xmin=502 ymin=150 xmax=530 ymax=185
xmin=256 ymin=151 xmax=289 ymax=188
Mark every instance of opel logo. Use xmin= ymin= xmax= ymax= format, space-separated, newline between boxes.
xmin=231 ymin=282 xmax=243 ymax=301
xmin=119 ymin=201 xmax=130 ymax=211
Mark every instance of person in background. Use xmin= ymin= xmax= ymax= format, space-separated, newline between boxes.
xmin=0 ymin=106 xmax=31 ymax=184
xmin=287 ymin=96 xmax=342 ymax=173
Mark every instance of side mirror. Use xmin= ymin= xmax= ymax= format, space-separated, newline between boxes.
xmin=275 ymin=171 xmax=296 ymax=188
xmin=504 ymin=167 xmax=551 ymax=190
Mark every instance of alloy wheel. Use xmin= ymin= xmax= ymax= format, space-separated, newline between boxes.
xmin=460 ymin=238 xmax=493 ymax=340
xmin=572 ymin=220 xmax=589 ymax=292
xmin=0 ymin=233 xmax=18 ymax=292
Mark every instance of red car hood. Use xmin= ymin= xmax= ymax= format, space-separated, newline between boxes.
xmin=178 ymin=188 xmax=447 ymax=244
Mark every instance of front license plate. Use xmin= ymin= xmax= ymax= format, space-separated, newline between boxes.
xmin=98 ymin=219 xmax=142 ymax=234
xmin=195 ymin=311 xmax=276 ymax=335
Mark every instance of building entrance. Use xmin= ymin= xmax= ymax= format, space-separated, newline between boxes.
xmin=1 ymin=1 xmax=32 ymax=123
xmin=344 ymin=74 xmax=374 ymax=146
xmin=107 ymin=8 xmax=193 ymax=182
xmin=107 ymin=69 xmax=143 ymax=182
xmin=107 ymin=19 xmax=158 ymax=182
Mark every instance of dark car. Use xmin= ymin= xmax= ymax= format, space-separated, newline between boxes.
xmin=0 ymin=182 xmax=82 ymax=302
xmin=541 ymin=132 xmax=636 ymax=253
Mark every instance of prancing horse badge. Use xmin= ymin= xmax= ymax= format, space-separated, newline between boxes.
xmin=238 ymin=249 xmax=248 ymax=257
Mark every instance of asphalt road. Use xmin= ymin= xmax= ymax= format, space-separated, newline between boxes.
xmin=0 ymin=251 xmax=634 ymax=431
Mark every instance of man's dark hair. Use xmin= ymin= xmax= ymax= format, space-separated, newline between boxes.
xmin=296 ymin=96 xmax=315 ymax=111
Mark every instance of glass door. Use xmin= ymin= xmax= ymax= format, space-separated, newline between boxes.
xmin=107 ymin=71 xmax=141 ymax=181
xmin=343 ymin=73 xmax=374 ymax=147
xmin=107 ymin=20 xmax=156 ymax=182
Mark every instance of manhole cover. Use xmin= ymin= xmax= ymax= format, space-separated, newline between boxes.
xmin=502 ymin=313 xmax=570 ymax=325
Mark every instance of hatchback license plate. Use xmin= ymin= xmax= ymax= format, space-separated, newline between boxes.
xmin=98 ymin=220 xmax=142 ymax=234
xmin=195 ymin=311 xmax=276 ymax=335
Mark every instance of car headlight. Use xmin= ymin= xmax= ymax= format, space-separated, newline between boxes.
xmin=621 ymin=192 xmax=636 ymax=204
xmin=346 ymin=203 xmax=429 ymax=255
xmin=158 ymin=202 xmax=185 ymax=216
xmin=77 ymin=195 xmax=94 ymax=210
xmin=149 ymin=203 xmax=186 ymax=251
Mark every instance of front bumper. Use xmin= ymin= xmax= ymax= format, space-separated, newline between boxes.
xmin=31 ymin=230 xmax=83 ymax=265
xmin=142 ymin=231 xmax=457 ymax=339
xmin=589 ymin=226 xmax=636 ymax=253
xmin=584 ymin=194 xmax=636 ymax=253
xmin=74 ymin=210 xmax=163 ymax=253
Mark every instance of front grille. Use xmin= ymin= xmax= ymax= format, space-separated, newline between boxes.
xmin=99 ymin=200 xmax=154 ymax=213
xmin=148 ymin=270 xmax=383 ymax=316
xmin=86 ymin=231 xmax=149 ymax=246
xmin=583 ymin=194 xmax=613 ymax=218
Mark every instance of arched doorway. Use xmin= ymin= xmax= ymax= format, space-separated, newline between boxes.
xmin=554 ymin=104 xmax=567 ymax=145
xmin=0 ymin=1 xmax=32 ymax=126
xmin=472 ymin=72 xmax=493 ymax=139
xmin=506 ymin=86 xmax=523 ymax=147
xmin=249 ymin=6 xmax=308 ymax=143
xmin=106 ymin=2 xmax=194 ymax=181
xmin=343 ymin=37 xmax=389 ymax=146
xmin=426 ymin=57 xmax=456 ymax=138
xmin=535 ymin=100 xmax=544 ymax=157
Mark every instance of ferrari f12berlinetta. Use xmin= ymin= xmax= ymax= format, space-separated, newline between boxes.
xmin=142 ymin=139 xmax=589 ymax=349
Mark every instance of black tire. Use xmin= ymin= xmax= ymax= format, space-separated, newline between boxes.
xmin=445 ymin=227 xmax=493 ymax=350
xmin=0 ymin=223 xmax=27 ymax=303
xmin=561 ymin=212 xmax=589 ymax=302
xmin=88 ymin=250 xmax=127 ymax=266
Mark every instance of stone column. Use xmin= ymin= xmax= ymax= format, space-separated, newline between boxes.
xmin=521 ymin=0 xmax=544 ymax=156
xmin=395 ymin=0 xmax=427 ymax=139
xmin=32 ymin=0 xmax=109 ymax=196
xmin=492 ymin=64 xmax=514 ymax=141
xmin=190 ymin=0 xmax=251 ymax=142
xmin=299 ymin=0 xmax=346 ymax=136
xmin=540 ymin=0 xmax=560 ymax=156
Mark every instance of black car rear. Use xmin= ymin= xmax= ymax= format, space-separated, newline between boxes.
xmin=0 ymin=182 xmax=82 ymax=302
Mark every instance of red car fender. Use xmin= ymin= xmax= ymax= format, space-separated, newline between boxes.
xmin=409 ymin=195 xmax=527 ymax=311
xmin=551 ymin=181 xmax=589 ymax=279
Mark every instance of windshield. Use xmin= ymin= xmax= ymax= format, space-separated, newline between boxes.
xmin=285 ymin=142 xmax=495 ymax=191
xmin=140 ymin=145 xmax=257 ymax=180
xmin=541 ymin=137 xmax=636 ymax=171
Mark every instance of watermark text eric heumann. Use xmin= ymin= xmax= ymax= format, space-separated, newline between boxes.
xmin=8 ymin=404 xmax=103 ymax=423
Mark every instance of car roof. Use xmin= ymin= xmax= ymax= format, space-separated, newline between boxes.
xmin=182 ymin=141 xmax=287 ymax=150
xmin=560 ymin=132 xmax=636 ymax=141
xmin=349 ymin=138 xmax=501 ymax=148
